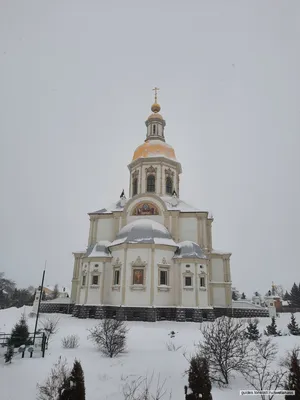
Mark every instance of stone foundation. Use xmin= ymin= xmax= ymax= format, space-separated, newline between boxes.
xmin=40 ymin=303 xmax=269 ymax=321
xmin=40 ymin=302 xmax=74 ymax=314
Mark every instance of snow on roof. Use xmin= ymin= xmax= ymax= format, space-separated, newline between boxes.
xmin=42 ymin=297 xmax=72 ymax=304
xmin=85 ymin=241 xmax=112 ymax=258
xmin=232 ymin=300 xmax=267 ymax=309
xmin=44 ymin=285 xmax=71 ymax=295
xmin=90 ymin=196 xmax=206 ymax=215
xmin=110 ymin=218 xmax=177 ymax=247
xmin=174 ymin=241 xmax=206 ymax=259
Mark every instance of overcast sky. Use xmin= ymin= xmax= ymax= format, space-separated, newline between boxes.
xmin=0 ymin=0 xmax=299 ymax=297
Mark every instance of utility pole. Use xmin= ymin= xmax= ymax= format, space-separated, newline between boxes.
xmin=33 ymin=262 xmax=46 ymax=344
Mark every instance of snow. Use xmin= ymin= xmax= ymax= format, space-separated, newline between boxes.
xmin=88 ymin=241 xmax=112 ymax=258
xmin=110 ymin=219 xmax=177 ymax=247
xmin=90 ymin=196 xmax=207 ymax=215
xmin=232 ymin=300 xmax=267 ymax=309
xmin=1 ymin=306 xmax=299 ymax=400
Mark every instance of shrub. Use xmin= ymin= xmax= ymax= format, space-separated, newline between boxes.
xmin=7 ymin=313 xmax=30 ymax=348
xmin=187 ymin=355 xmax=213 ymax=399
xmin=287 ymin=314 xmax=300 ymax=336
xmin=245 ymin=319 xmax=261 ymax=341
xmin=198 ymin=316 xmax=250 ymax=385
xmin=37 ymin=357 xmax=70 ymax=400
xmin=264 ymin=317 xmax=281 ymax=337
xmin=62 ymin=335 xmax=80 ymax=349
xmin=4 ymin=345 xmax=14 ymax=364
xmin=88 ymin=318 xmax=128 ymax=358
xmin=165 ymin=341 xmax=182 ymax=352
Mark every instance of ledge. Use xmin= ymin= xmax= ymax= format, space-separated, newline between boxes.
xmin=183 ymin=287 xmax=194 ymax=291
xmin=130 ymin=285 xmax=147 ymax=291
xmin=157 ymin=286 xmax=171 ymax=292
xmin=90 ymin=285 xmax=100 ymax=289
xmin=112 ymin=285 xmax=121 ymax=291
xmin=199 ymin=287 xmax=207 ymax=291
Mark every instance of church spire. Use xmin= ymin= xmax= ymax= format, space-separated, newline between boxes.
xmin=145 ymin=87 xmax=166 ymax=142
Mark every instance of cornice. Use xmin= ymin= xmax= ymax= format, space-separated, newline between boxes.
xmin=128 ymin=157 xmax=182 ymax=174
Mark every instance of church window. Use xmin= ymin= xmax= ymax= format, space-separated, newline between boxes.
xmin=132 ymin=268 xmax=144 ymax=285
xmin=200 ymin=277 xmax=205 ymax=287
xmin=82 ymin=275 xmax=86 ymax=286
xmin=113 ymin=269 xmax=120 ymax=285
xmin=92 ymin=275 xmax=99 ymax=285
xmin=153 ymin=125 xmax=156 ymax=134
xmin=95 ymin=264 xmax=99 ymax=268
xmin=186 ymin=264 xmax=190 ymax=268
xmin=159 ymin=270 xmax=168 ymax=285
xmin=185 ymin=276 xmax=192 ymax=287
xmin=132 ymin=178 xmax=138 ymax=196
xmin=147 ymin=175 xmax=155 ymax=192
xmin=166 ymin=176 xmax=173 ymax=194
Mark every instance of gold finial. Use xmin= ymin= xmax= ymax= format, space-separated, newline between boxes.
xmin=151 ymin=87 xmax=161 ymax=113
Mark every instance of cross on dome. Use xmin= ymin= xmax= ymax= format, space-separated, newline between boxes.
xmin=151 ymin=87 xmax=161 ymax=113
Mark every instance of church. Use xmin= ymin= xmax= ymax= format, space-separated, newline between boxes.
xmin=70 ymin=90 xmax=233 ymax=322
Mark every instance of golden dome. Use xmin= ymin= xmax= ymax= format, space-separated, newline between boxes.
xmin=151 ymin=103 xmax=161 ymax=113
xmin=132 ymin=140 xmax=176 ymax=161
xmin=147 ymin=113 xmax=163 ymax=120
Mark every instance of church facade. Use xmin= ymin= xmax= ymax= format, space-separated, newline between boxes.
xmin=70 ymin=95 xmax=233 ymax=322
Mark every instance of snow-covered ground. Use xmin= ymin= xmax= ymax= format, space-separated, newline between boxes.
xmin=0 ymin=307 xmax=299 ymax=400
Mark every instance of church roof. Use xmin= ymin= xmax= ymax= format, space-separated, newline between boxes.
xmin=132 ymin=140 xmax=176 ymax=162
xmin=174 ymin=241 xmax=206 ymax=259
xmin=89 ymin=196 xmax=205 ymax=215
xmin=85 ymin=241 xmax=112 ymax=258
xmin=109 ymin=218 xmax=177 ymax=247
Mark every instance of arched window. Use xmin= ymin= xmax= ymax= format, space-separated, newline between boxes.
xmin=166 ymin=176 xmax=173 ymax=194
xmin=147 ymin=175 xmax=155 ymax=192
xmin=132 ymin=178 xmax=138 ymax=196
xmin=153 ymin=125 xmax=156 ymax=134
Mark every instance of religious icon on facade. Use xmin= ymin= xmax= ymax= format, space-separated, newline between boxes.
xmin=132 ymin=202 xmax=159 ymax=216
xmin=133 ymin=269 xmax=144 ymax=285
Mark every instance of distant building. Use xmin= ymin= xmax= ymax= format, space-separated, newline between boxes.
xmin=43 ymin=286 xmax=70 ymax=299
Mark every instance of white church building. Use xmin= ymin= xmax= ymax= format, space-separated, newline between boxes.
xmin=69 ymin=92 xmax=235 ymax=322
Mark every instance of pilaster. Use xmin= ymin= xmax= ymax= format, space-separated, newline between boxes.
xmin=121 ymin=246 xmax=128 ymax=304
xmin=195 ymin=263 xmax=199 ymax=307
xmin=84 ymin=262 xmax=90 ymax=304
xmin=101 ymin=262 xmax=105 ymax=304
xmin=150 ymin=246 xmax=155 ymax=305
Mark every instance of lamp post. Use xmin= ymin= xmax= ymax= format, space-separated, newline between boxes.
xmin=33 ymin=262 xmax=46 ymax=345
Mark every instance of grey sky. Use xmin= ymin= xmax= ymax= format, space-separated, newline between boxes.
xmin=0 ymin=0 xmax=299 ymax=297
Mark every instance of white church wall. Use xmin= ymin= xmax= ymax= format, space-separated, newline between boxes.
xmin=211 ymin=258 xmax=224 ymax=282
xmin=79 ymin=288 xmax=85 ymax=304
xmin=124 ymin=247 xmax=152 ymax=306
xmin=154 ymin=248 xmax=176 ymax=307
xmin=180 ymin=263 xmax=196 ymax=307
xmin=179 ymin=217 xmax=197 ymax=242
xmin=198 ymin=286 xmax=208 ymax=307
xmin=106 ymin=250 xmax=123 ymax=305
xmin=96 ymin=218 xmax=115 ymax=242
xmin=86 ymin=286 xmax=101 ymax=304
xmin=212 ymin=286 xmax=227 ymax=306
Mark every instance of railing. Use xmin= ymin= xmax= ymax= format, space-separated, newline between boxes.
xmin=0 ymin=332 xmax=47 ymax=358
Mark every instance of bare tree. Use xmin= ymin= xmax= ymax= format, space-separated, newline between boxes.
xmin=51 ymin=284 xmax=60 ymax=300
xmin=88 ymin=318 xmax=128 ymax=358
xmin=242 ymin=338 xmax=287 ymax=400
xmin=198 ymin=316 xmax=250 ymax=385
xmin=122 ymin=373 xmax=171 ymax=400
xmin=40 ymin=315 xmax=60 ymax=348
xmin=0 ymin=272 xmax=15 ymax=295
xmin=37 ymin=356 xmax=69 ymax=400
